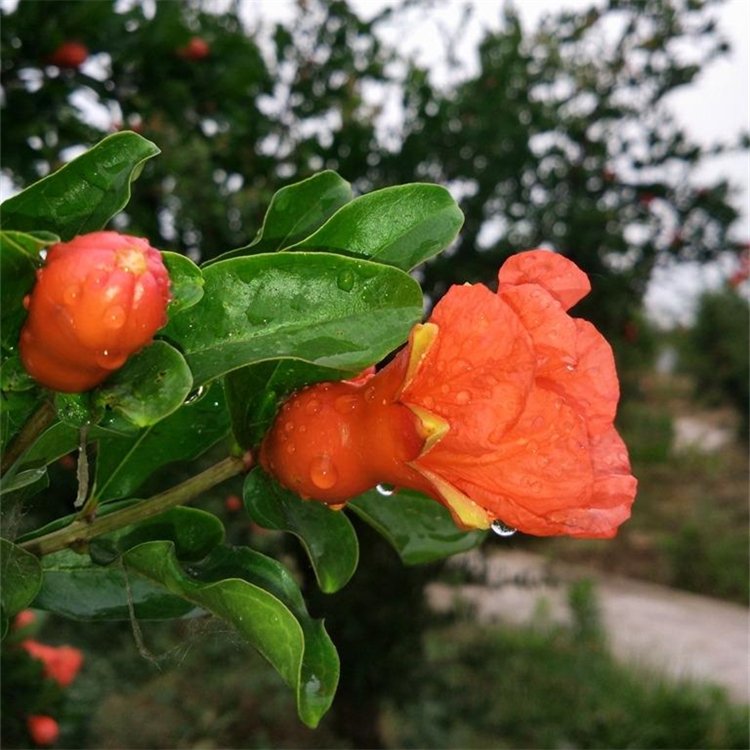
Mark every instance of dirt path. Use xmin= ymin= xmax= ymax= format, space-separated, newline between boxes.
xmin=427 ymin=549 xmax=749 ymax=704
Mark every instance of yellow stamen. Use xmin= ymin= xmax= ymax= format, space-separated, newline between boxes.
xmin=400 ymin=322 xmax=438 ymax=394
xmin=413 ymin=467 xmax=492 ymax=530
xmin=407 ymin=404 xmax=449 ymax=455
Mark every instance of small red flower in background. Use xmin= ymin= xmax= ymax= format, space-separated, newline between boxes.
xmin=13 ymin=609 xmax=37 ymax=630
xmin=48 ymin=41 xmax=88 ymax=69
xmin=19 ymin=232 xmax=171 ymax=392
xmin=27 ymin=715 xmax=59 ymax=747
xmin=177 ymin=36 xmax=211 ymax=60
xmin=22 ymin=640 xmax=84 ymax=688
xmin=225 ymin=493 xmax=243 ymax=512
xmin=261 ymin=249 xmax=637 ymax=538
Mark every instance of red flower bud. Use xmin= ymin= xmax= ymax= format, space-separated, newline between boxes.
xmin=19 ymin=232 xmax=171 ymax=392
xmin=178 ymin=37 xmax=211 ymax=61
xmin=261 ymin=250 xmax=637 ymax=539
xmin=22 ymin=640 xmax=84 ymax=687
xmin=49 ymin=41 xmax=88 ymax=69
xmin=27 ymin=715 xmax=59 ymax=747
xmin=13 ymin=609 xmax=37 ymax=629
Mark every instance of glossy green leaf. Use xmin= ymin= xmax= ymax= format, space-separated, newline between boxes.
xmin=208 ymin=171 xmax=353 ymax=264
xmin=93 ymin=383 xmax=230 ymax=501
xmin=1 ymin=538 xmax=43 ymax=630
xmin=93 ymin=341 xmax=193 ymax=429
xmin=0 ymin=231 xmax=55 ymax=351
xmin=0 ymin=388 xmax=39 ymax=454
xmin=0 ymin=132 xmax=160 ymax=240
xmin=243 ymin=468 xmax=359 ymax=594
xmin=124 ymin=539 xmax=338 ymax=727
xmin=225 ymin=359 xmax=349 ymax=448
xmin=34 ymin=547 xmax=195 ymax=620
xmin=161 ymin=251 xmax=204 ymax=316
xmin=0 ymin=466 xmax=46 ymax=495
xmin=192 ymin=545 xmax=339 ymax=727
xmin=32 ymin=507 xmax=223 ymax=620
xmin=289 ymin=183 xmax=464 ymax=270
xmin=350 ymin=489 xmax=486 ymax=565
xmin=164 ymin=252 xmax=423 ymax=386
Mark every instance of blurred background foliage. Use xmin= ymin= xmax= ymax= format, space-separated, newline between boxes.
xmin=1 ymin=0 xmax=748 ymax=747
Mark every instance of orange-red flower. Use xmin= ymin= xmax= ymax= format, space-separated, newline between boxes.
xmin=261 ymin=249 xmax=637 ymax=538
xmin=22 ymin=640 xmax=84 ymax=688
xmin=27 ymin=715 xmax=59 ymax=747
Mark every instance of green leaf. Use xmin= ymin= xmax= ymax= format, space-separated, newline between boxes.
xmin=207 ymin=171 xmax=353 ymax=264
xmin=243 ymin=468 xmax=359 ymax=594
xmin=34 ymin=547 xmax=195 ymax=620
xmin=0 ymin=231 xmax=55 ymax=351
xmin=93 ymin=341 xmax=193 ymax=429
xmin=164 ymin=252 xmax=423 ymax=386
xmin=289 ymin=183 xmax=464 ymax=270
xmin=32 ymin=507 xmax=222 ymax=620
xmin=350 ymin=489 xmax=486 ymax=565
xmin=0 ymin=132 xmax=160 ymax=240
xmin=93 ymin=383 xmax=230 ymax=501
xmin=1 ymin=538 xmax=43 ymax=631
xmin=0 ymin=466 xmax=47 ymax=495
xmin=161 ymin=251 xmax=204 ymax=316
xmin=225 ymin=359 xmax=349 ymax=448
xmin=123 ymin=540 xmax=338 ymax=727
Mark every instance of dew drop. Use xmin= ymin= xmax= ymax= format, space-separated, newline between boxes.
xmin=184 ymin=384 xmax=206 ymax=404
xmin=365 ymin=386 xmax=376 ymax=402
xmin=335 ymin=394 xmax=359 ymax=414
xmin=309 ymin=455 xmax=338 ymax=490
xmin=423 ymin=395 xmax=435 ymax=409
xmin=336 ymin=269 xmax=356 ymax=292
xmin=491 ymin=520 xmax=517 ymax=537
xmin=104 ymin=305 xmax=126 ymax=329
xmin=376 ymin=483 xmax=395 ymax=496
xmin=284 ymin=422 xmax=295 ymax=432
xmin=63 ymin=285 xmax=81 ymax=305
xmin=455 ymin=390 xmax=471 ymax=405
xmin=286 ymin=444 xmax=296 ymax=455
xmin=305 ymin=398 xmax=321 ymax=416
xmin=95 ymin=350 xmax=127 ymax=370
xmin=22 ymin=294 xmax=30 ymax=310
xmin=329 ymin=502 xmax=347 ymax=511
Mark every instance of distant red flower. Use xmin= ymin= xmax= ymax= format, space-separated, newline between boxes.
xmin=225 ymin=493 xmax=243 ymax=512
xmin=27 ymin=715 xmax=59 ymax=747
xmin=13 ymin=609 xmax=37 ymax=629
xmin=22 ymin=640 xmax=83 ymax=687
xmin=177 ymin=37 xmax=211 ymax=60
xmin=49 ymin=41 xmax=88 ymax=69
xmin=261 ymin=250 xmax=637 ymax=538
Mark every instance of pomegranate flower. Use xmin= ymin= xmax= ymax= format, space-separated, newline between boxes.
xmin=22 ymin=640 xmax=84 ymax=688
xmin=261 ymin=250 xmax=637 ymax=538
xmin=27 ymin=715 xmax=60 ymax=747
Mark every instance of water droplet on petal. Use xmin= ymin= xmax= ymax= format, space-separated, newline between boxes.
xmin=455 ymin=390 xmax=471 ymax=405
xmin=305 ymin=398 xmax=321 ymax=416
xmin=423 ymin=395 xmax=435 ymax=409
xmin=63 ymin=285 xmax=80 ymax=305
xmin=335 ymin=394 xmax=360 ymax=414
xmin=95 ymin=350 xmax=127 ymax=370
xmin=22 ymin=294 xmax=30 ymax=310
xmin=376 ymin=483 xmax=395 ymax=496
xmin=286 ymin=444 xmax=296 ymax=455
xmin=309 ymin=455 xmax=338 ymax=490
xmin=329 ymin=502 xmax=347 ymax=511
xmin=184 ymin=385 xmax=206 ymax=404
xmin=104 ymin=305 xmax=126 ymax=329
xmin=284 ymin=422 xmax=295 ymax=432
xmin=491 ymin=520 xmax=517 ymax=537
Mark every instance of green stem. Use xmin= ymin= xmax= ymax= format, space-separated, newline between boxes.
xmin=20 ymin=455 xmax=245 ymax=557
xmin=1 ymin=400 xmax=56 ymax=476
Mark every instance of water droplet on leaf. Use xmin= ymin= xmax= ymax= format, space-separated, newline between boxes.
xmin=184 ymin=385 xmax=206 ymax=404
xmin=491 ymin=520 xmax=517 ymax=537
xmin=336 ymin=269 xmax=356 ymax=292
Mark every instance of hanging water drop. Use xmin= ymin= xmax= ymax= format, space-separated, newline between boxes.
xmin=336 ymin=269 xmax=356 ymax=292
xmin=491 ymin=520 xmax=517 ymax=537
xmin=309 ymin=455 xmax=338 ymax=490
xmin=184 ymin=384 xmax=206 ymax=404
xmin=376 ymin=483 xmax=395 ymax=497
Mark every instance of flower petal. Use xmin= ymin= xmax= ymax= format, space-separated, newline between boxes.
xmin=418 ymin=384 xmax=596 ymax=535
xmin=401 ymin=282 xmax=536 ymax=451
xmin=498 ymin=249 xmax=590 ymax=310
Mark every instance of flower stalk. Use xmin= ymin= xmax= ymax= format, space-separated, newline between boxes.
xmin=19 ymin=455 xmax=245 ymax=557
